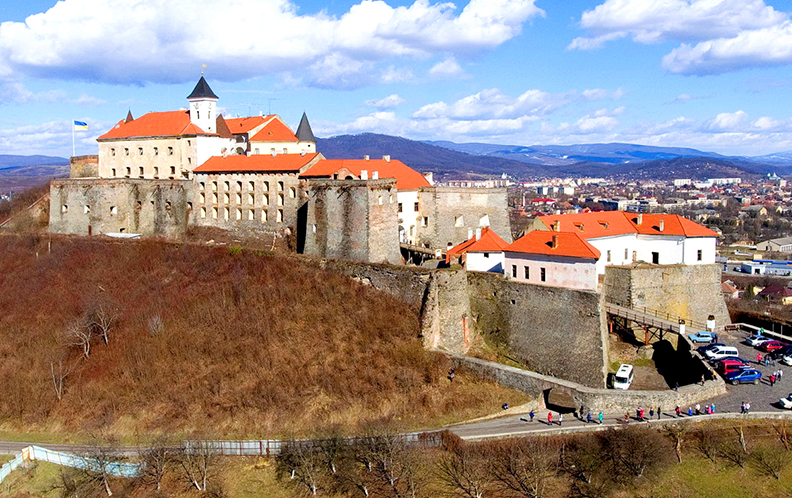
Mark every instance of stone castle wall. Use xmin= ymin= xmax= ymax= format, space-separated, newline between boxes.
xmin=69 ymin=155 xmax=99 ymax=178
xmin=49 ymin=178 xmax=192 ymax=238
xmin=602 ymin=263 xmax=730 ymax=329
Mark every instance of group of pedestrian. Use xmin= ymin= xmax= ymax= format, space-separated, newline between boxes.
xmin=525 ymin=409 xmax=604 ymax=425
xmin=740 ymin=401 xmax=752 ymax=413
xmin=674 ymin=403 xmax=716 ymax=417
xmin=770 ymin=369 xmax=785 ymax=386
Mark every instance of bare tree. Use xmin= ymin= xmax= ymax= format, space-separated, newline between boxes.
xmin=77 ymin=439 xmax=123 ymax=496
xmin=138 ymin=437 xmax=176 ymax=491
xmin=750 ymin=446 xmax=791 ymax=480
xmin=436 ymin=443 xmax=494 ymax=498
xmin=49 ymin=353 xmax=78 ymax=401
xmin=718 ymin=439 xmax=749 ymax=469
xmin=350 ymin=434 xmax=426 ymax=498
xmin=665 ymin=425 xmax=686 ymax=464
xmin=275 ymin=442 xmax=328 ymax=496
xmin=559 ymin=436 xmax=612 ymax=498
xmin=691 ymin=429 xmax=719 ymax=463
xmin=89 ymin=303 xmax=118 ymax=345
xmin=176 ymin=440 xmax=219 ymax=493
xmin=773 ymin=421 xmax=791 ymax=451
xmin=65 ymin=320 xmax=93 ymax=359
xmin=490 ymin=438 xmax=559 ymax=498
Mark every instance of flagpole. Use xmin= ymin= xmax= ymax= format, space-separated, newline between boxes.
xmin=72 ymin=121 xmax=75 ymax=158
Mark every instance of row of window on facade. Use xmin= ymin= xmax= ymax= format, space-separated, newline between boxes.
xmin=109 ymin=166 xmax=188 ymax=179
xmin=198 ymin=180 xmax=292 ymax=194
xmin=111 ymin=146 xmax=175 ymax=157
xmin=199 ymin=206 xmax=284 ymax=223
xmin=199 ymin=191 xmax=293 ymax=206
xmin=511 ymin=264 xmax=547 ymax=282
xmin=61 ymin=201 xmax=176 ymax=215
xmin=603 ymin=248 xmax=703 ymax=263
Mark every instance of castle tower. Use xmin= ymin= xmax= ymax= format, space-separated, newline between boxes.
xmin=295 ymin=112 xmax=316 ymax=153
xmin=187 ymin=76 xmax=219 ymax=133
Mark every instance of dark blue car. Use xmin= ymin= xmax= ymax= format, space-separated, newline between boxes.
xmin=725 ymin=369 xmax=762 ymax=385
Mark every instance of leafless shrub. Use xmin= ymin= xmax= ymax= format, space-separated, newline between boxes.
xmin=489 ymin=437 xmax=560 ymax=498
xmin=138 ymin=437 xmax=177 ymax=491
xmin=436 ymin=443 xmax=494 ymax=498
xmin=147 ymin=314 xmax=164 ymax=336
xmin=65 ymin=319 xmax=93 ymax=359
xmin=175 ymin=440 xmax=219 ymax=493
xmin=275 ymin=441 xmax=329 ymax=496
xmin=49 ymin=353 xmax=78 ymax=401
xmin=691 ymin=429 xmax=719 ymax=463
xmin=750 ymin=445 xmax=791 ymax=480
xmin=88 ymin=302 xmax=119 ymax=345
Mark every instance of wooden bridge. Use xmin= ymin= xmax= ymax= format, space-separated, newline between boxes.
xmin=603 ymin=301 xmax=716 ymax=345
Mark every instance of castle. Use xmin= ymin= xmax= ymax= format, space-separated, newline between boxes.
xmin=50 ymin=77 xmax=511 ymax=264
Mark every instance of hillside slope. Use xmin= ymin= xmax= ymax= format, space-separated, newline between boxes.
xmin=0 ymin=236 xmax=523 ymax=438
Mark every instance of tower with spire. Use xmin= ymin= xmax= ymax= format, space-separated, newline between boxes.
xmin=187 ymin=76 xmax=219 ymax=133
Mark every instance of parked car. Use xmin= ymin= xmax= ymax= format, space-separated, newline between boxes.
xmin=705 ymin=346 xmax=740 ymax=361
xmin=746 ymin=334 xmax=771 ymax=347
xmin=697 ymin=343 xmax=726 ymax=355
xmin=688 ymin=331 xmax=716 ymax=343
xmin=612 ymin=364 xmax=634 ymax=390
xmin=780 ymin=394 xmax=792 ymax=409
xmin=717 ymin=360 xmax=751 ymax=376
xmin=760 ymin=340 xmax=788 ymax=353
xmin=710 ymin=356 xmax=750 ymax=366
xmin=781 ymin=354 xmax=792 ymax=366
xmin=725 ymin=369 xmax=762 ymax=385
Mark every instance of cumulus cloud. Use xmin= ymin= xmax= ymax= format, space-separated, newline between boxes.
xmin=704 ymin=110 xmax=749 ymax=132
xmin=365 ymin=94 xmax=406 ymax=109
xmin=0 ymin=0 xmax=543 ymax=88
xmin=581 ymin=87 xmax=624 ymax=101
xmin=0 ymin=82 xmax=65 ymax=105
xmin=0 ymin=119 xmax=102 ymax=155
xmin=570 ymin=0 xmax=792 ymax=75
xmin=429 ymin=57 xmax=464 ymax=77
xmin=412 ymin=88 xmax=570 ymax=120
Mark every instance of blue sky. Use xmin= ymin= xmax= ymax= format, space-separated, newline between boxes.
xmin=2 ymin=0 xmax=792 ymax=158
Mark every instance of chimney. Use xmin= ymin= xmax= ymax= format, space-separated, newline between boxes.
xmin=360 ymin=170 xmax=368 ymax=180
xmin=659 ymin=219 xmax=664 ymax=232
xmin=636 ymin=213 xmax=643 ymax=225
xmin=468 ymin=228 xmax=473 ymax=240
xmin=383 ymin=155 xmax=391 ymax=162
xmin=363 ymin=155 xmax=370 ymax=160
xmin=475 ymin=228 xmax=482 ymax=241
xmin=423 ymin=172 xmax=434 ymax=185
xmin=552 ymin=220 xmax=561 ymax=232
xmin=551 ymin=234 xmax=559 ymax=249
xmin=271 ymin=150 xmax=276 ymax=157
xmin=372 ymin=171 xmax=379 ymax=180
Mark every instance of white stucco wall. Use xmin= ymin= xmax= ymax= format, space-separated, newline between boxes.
xmin=503 ymin=252 xmax=598 ymax=291
xmin=586 ymin=234 xmax=637 ymax=275
xmin=681 ymin=237 xmax=717 ymax=264
xmin=397 ymin=190 xmax=420 ymax=244
xmin=466 ymin=251 xmax=504 ymax=273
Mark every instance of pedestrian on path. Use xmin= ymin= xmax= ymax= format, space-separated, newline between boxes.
xmin=529 ymin=410 xmax=535 ymax=422
xmin=758 ymin=353 xmax=764 ymax=364
xmin=771 ymin=374 xmax=777 ymax=386
xmin=657 ymin=406 xmax=662 ymax=419
xmin=675 ymin=405 xmax=682 ymax=417
xmin=558 ymin=413 xmax=563 ymax=426
xmin=711 ymin=403 xmax=716 ymax=414
xmin=587 ymin=411 xmax=592 ymax=424
xmin=649 ymin=407 xmax=655 ymax=419
xmin=779 ymin=369 xmax=784 ymax=380
xmin=695 ymin=403 xmax=701 ymax=415
xmin=772 ymin=356 xmax=777 ymax=367
xmin=746 ymin=402 xmax=751 ymax=413
xmin=580 ymin=405 xmax=585 ymax=420
xmin=766 ymin=357 xmax=771 ymax=367
xmin=706 ymin=405 xmax=711 ymax=415
xmin=688 ymin=407 xmax=693 ymax=416
xmin=640 ymin=408 xmax=645 ymax=421
xmin=598 ymin=412 xmax=603 ymax=424
xmin=548 ymin=412 xmax=553 ymax=425
xmin=740 ymin=401 xmax=745 ymax=414
xmin=625 ymin=413 xmax=630 ymax=424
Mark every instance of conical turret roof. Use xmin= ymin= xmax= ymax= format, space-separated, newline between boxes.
xmin=296 ymin=112 xmax=315 ymax=142
xmin=187 ymin=76 xmax=218 ymax=100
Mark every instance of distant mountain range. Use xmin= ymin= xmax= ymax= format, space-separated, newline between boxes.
xmin=4 ymin=136 xmax=792 ymax=188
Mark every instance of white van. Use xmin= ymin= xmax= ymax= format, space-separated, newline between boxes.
xmin=613 ymin=364 xmax=634 ymax=390
xmin=704 ymin=345 xmax=739 ymax=361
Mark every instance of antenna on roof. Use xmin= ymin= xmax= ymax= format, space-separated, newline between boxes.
xmin=267 ymin=98 xmax=280 ymax=115
xmin=201 ymin=64 xmax=207 ymax=76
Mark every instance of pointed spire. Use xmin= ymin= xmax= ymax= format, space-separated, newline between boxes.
xmin=187 ymin=76 xmax=218 ymax=100
xmin=296 ymin=112 xmax=315 ymax=142
xmin=125 ymin=110 xmax=134 ymax=123
xmin=215 ymin=114 xmax=233 ymax=139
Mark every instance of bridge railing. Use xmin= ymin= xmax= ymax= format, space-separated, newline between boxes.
xmin=604 ymin=299 xmax=712 ymax=331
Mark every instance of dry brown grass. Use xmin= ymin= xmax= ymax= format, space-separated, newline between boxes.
xmin=0 ymin=235 xmax=525 ymax=439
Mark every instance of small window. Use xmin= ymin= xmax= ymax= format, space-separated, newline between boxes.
xmin=110 ymin=148 xmax=116 ymax=156
xmin=212 ymin=181 xmax=217 ymax=191
xmin=277 ymin=209 xmax=283 ymax=223
xmin=263 ymin=181 xmax=270 ymax=191
xmin=125 ymin=167 xmax=131 ymax=177
xmin=170 ymin=166 xmax=176 ymax=175
xmin=236 ymin=181 xmax=242 ymax=191
xmin=110 ymin=206 xmax=117 ymax=215
xmin=187 ymin=140 xmax=191 ymax=146
xmin=235 ymin=208 xmax=242 ymax=220
xmin=153 ymin=147 xmax=158 ymax=155
xmin=248 ymin=193 xmax=254 ymax=205
xmin=84 ymin=205 xmax=90 ymax=214
xmin=124 ymin=148 xmax=129 ymax=156
xmin=277 ymin=181 xmax=284 ymax=191
xmin=378 ymin=195 xmax=383 ymax=205
xmin=248 ymin=209 xmax=254 ymax=220
xmin=254 ymin=148 xmax=260 ymax=155
xmin=455 ymin=215 xmax=464 ymax=227
xmin=607 ymin=250 xmax=611 ymax=263
xmin=624 ymin=248 xmax=628 ymax=260
xmin=136 ymin=201 xmax=142 ymax=209
xmin=138 ymin=166 xmax=144 ymax=178
xmin=483 ymin=253 xmax=490 ymax=258
xmin=524 ymin=266 xmax=529 ymax=279
xmin=168 ymin=147 xmax=173 ymax=155
xmin=165 ymin=201 xmax=172 ymax=211
xmin=277 ymin=193 xmax=284 ymax=206
xmin=212 ymin=192 xmax=218 ymax=203
xmin=283 ymin=148 xmax=288 ymax=154
xmin=540 ymin=267 xmax=546 ymax=282
xmin=200 ymin=192 xmax=206 ymax=203
xmin=212 ymin=207 xmax=218 ymax=219
xmin=697 ymin=249 xmax=703 ymax=261
xmin=236 ymin=193 xmax=242 ymax=204
xmin=187 ymin=202 xmax=192 ymax=211
xmin=111 ymin=168 xmax=116 ymax=177
xmin=289 ymin=186 xmax=296 ymax=199
xmin=200 ymin=207 xmax=206 ymax=218
xmin=414 ymin=201 xmax=419 ymax=211
xmin=262 ymin=194 xmax=269 ymax=206
xmin=512 ymin=265 xmax=517 ymax=278
xmin=398 ymin=203 xmax=403 ymax=213
xmin=153 ymin=166 xmax=159 ymax=178
xmin=223 ymin=207 xmax=229 ymax=220
xmin=138 ymin=147 xmax=143 ymax=155
xmin=61 ymin=205 xmax=68 ymax=214
xmin=261 ymin=209 xmax=268 ymax=222
xmin=248 ymin=181 xmax=255 ymax=191
xmin=224 ymin=193 xmax=230 ymax=204
xmin=421 ymin=216 xmax=428 ymax=227
xmin=479 ymin=214 xmax=490 ymax=226
xmin=224 ymin=181 xmax=230 ymax=191
xmin=199 ymin=182 xmax=205 ymax=191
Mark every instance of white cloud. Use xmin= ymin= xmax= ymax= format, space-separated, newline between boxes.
xmin=72 ymin=94 xmax=106 ymax=106
xmin=581 ymin=87 xmax=624 ymax=101
xmin=0 ymin=82 xmax=65 ymax=105
xmin=0 ymin=0 xmax=543 ymax=87
xmin=571 ymin=0 xmax=792 ymax=75
xmin=429 ymin=57 xmax=464 ymax=77
xmin=0 ymin=119 xmax=104 ymax=156
xmin=412 ymin=88 xmax=570 ymax=120
xmin=365 ymin=94 xmax=406 ymax=109
xmin=704 ymin=110 xmax=749 ymax=132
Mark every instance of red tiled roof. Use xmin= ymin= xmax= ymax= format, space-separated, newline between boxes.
xmin=224 ymin=116 xmax=274 ymax=134
xmin=193 ymin=153 xmax=321 ymax=173
xmin=538 ymin=211 xmax=717 ymax=238
xmin=98 ymin=111 xmax=213 ymax=139
xmin=301 ymin=159 xmax=431 ymax=190
xmin=759 ymin=284 xmax=792 ymax=297
xmin=249 ymin=119 xmax=298 ymax=142
xmin=445 ymin=228 xmax=509 ymax=263
xmin=506 ymin=230 xmax=601 ymax=260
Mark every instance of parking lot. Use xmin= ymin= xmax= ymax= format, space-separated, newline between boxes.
xmin=700 ymin=328 xmax=792 ymax=412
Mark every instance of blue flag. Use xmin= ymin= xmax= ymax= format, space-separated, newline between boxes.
xmin=73 ymin=120 xmax=88 ymax=130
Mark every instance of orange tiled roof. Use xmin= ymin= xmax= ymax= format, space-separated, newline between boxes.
xmin=301 ymin=159 xmax=431 ymax=190
xmin=97 ymin=111 xmax=213 ymax=139
xmin=249 ymin=118 xmax=298 ymax=142
xmin=445 ymin=228 xmax=509 ymax=263
xmin=538 ymin=211 xmax=717 ymax=238
xmin=193 ymin=153 xmax=321 ymax=173
xmin=224 ymin=115 xmax=274 ymax=134
xmin=506 ymin=230 xmax=601 ymax=260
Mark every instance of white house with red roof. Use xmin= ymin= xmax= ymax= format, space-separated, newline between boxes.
xmin=445 ymin=227 xmax=510 ymax=273
xmin=530 ymin=211 xmax=718 ymax=275
xmin=503 ymin=230 xmax=601 ymax=291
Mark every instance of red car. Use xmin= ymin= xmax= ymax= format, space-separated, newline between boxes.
xmin=717 ymin=360 xmax=750 ymax=376
xmin=760 ymin=340 xmax=788 ymax=353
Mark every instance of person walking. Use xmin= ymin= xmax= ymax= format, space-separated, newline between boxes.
xmin=548 ymin=412 xmax=553 ymax=425
xmin=780 ymin=369 xmax=785 ymax=380
xmin=529 ymin=409 xmax=535 ymax=422
xmin=675 ymin=405 xmax=682 ymax=417
xmin=625 ymin=413 xmax=630 ymax=424
xmin=586 ymin=411 xmax=592 ymax=424
xmin=558 ymin=413 xmax=563 ymax=426
xmin=657 ymin=406 xmax=662 ymax=419
xmin=688 ymin=407 xmax=694 ymax=416
xmin=758 ymin=353 xmax=764 ymax=364
xmin=771 ymin=373 xmax=777 ymax=386
xmin=766 ymin=357 xmax=771 ymax=367
xmin=740 ymin=401 xmax=745 ymax=414
xmin=640 ymin=407 xmax=645 ymax=421
xmin=598 ymin=412 xmax=603 ymax=425
xmin=695 ymin=403 xmax=701 ymax=415
xmin=746 ymin=402 xmax=751 ymax=413
xmin=711 ymin=403 xmax=716 ymax=414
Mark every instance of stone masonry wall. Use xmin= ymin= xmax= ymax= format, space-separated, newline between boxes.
xmin=467 ymin=272 xmax=608 ymax=388
xmin=49 ymin=178 xmax=191 ymax=238
xmin=602 ymin=264 xmax=730 ymax=329
xmin=69 ymin=155 xmax=99 ymax=178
